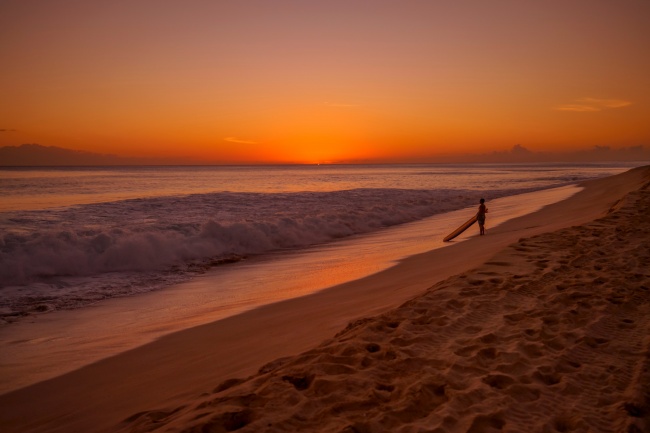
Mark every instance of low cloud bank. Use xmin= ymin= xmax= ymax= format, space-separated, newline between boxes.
xmin=1 ymin=144 xmax=132 ymax=166
xmin=0 ymin=144 xmax=201 ymax=166
xmin=1 ymin=143 xmax=649 ymax=166
xmin=443 ymin=144 xmax=650 ymax=163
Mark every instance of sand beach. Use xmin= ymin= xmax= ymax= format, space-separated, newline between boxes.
xmin=1 ymin=166 xmax=649 ymax=433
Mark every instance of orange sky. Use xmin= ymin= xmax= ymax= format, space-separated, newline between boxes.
xmin=1 ymin=0 xmax=649 ymax=164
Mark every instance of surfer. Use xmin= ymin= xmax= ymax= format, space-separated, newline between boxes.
xmin=443 ymin=199 xmax=487 ymax=242
xmin=478 ymin=198 xmax=488 ymax=235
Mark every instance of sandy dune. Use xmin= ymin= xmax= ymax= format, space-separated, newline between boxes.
xmin=1 ymin=166 xmax=649 ymax=433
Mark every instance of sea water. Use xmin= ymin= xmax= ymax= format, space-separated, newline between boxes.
xmin=0 ymin=162 xmax=640 ymax=393
xmin=0 ymin=163 xmax=637 ymax=322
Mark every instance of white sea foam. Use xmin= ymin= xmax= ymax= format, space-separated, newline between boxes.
xmin=1 ymin=189 xmax=484 ymax=282
xmin=0 ymin=188 xmax=525 ymax=316
xmin=0 ymin=163 xmax=637 ymax=320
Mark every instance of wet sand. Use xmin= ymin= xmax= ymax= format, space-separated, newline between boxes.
xmin=1 ymin=166 xmax=648 ymax=433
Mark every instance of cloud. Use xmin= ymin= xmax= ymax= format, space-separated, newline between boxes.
xmin=555 ymin=98 xmax=632 ymax=112
xmin=510 ymin=143 xmax=532 ymax=154
xmin=424 ymin=144 xmax=650 ymax=164
xmin=224 ymin=137 xmax=258 ymax=145
xmin=0 ymin=143 xmax=208 ymax=165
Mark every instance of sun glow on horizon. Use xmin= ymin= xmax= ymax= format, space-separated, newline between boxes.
xmin=1 ymin=1 xmax=649 ymax=163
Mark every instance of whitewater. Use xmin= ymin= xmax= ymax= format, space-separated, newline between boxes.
xmin=0 ymin=163 xmax=637 ymax=323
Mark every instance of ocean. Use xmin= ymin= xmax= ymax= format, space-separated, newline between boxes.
xmin=0 ymin=162 xmax=641 ymax=393
xmin=0 ymin=163 xmax=637 ymax=323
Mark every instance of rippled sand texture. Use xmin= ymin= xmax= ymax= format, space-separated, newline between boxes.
xmin=124 ymin=184 xmax=650 ymax=433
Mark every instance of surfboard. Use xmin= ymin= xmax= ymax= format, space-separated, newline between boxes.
xmin=443 ymin=214 xmax=478 ymax=242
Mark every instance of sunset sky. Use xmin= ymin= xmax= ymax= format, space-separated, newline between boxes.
xmin=1 ymin=0 xmax=649 ymax=164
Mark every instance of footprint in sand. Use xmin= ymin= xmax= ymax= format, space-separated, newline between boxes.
xmin=583 ymin=336 xmax=610 ymax=348
xmin=463 ymin=325 xmax=483 ymax=334
xmin=503 ymin=312 xmax=527 ymax=324
xmin=482 ymin=373 xmax=516 ymax=389
xmin=466 ymin=413 xmax=506 ymax=433
xmin=282 ymin=374 xmax=315 ymax=391
xmin=532 ymin=366 xmax=563 ymax=386
xmin=618 ymin=318 xmax=636 ymax=329
xmin=505 ymin=383 xmax=541 ymax=402
xmin=479 ymin=333 xmax=498 ymax=344
xmin=446 ymin=299 xmax=466 ymax=311
xmin=453 ymin=344 xmax=479 ymax=357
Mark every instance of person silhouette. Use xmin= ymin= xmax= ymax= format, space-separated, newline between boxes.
xmin=477 ymin=198 xmax=488 ymax=235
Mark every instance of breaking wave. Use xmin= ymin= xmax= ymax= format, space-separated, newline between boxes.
xmin=1 ymin=188 xmax=516 ymax=287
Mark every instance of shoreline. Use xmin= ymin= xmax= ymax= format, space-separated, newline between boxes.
xmin=0 ymin=166 xmax=648 ymax=432
xmin=127 ymin=165 xmax=649 ymax=433
xmin=0 ymin=184 xmax=580 ymax=394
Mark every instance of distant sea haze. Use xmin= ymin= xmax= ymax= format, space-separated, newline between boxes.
xmin=0 ymin=163 xmax=639 ymax=321
xmin=1 ymin=143 xmax=650 ymax=165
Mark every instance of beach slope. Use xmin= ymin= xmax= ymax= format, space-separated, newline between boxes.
xmin=1 ymin=166 xmax=649 ymax=433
